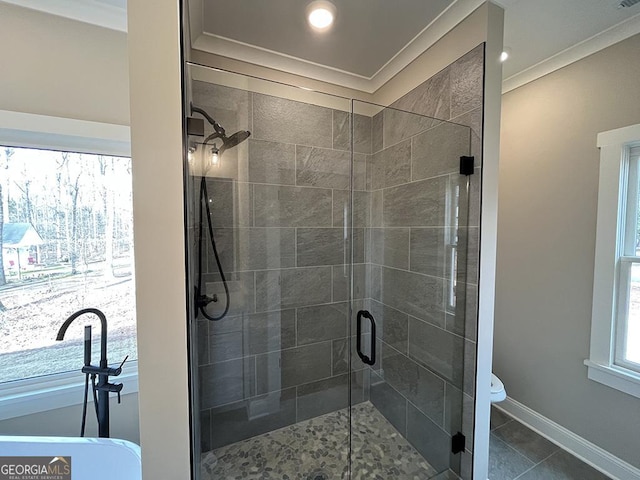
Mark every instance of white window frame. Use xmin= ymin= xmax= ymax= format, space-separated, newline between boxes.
xmin=0 ymin=110 xmax=138 ymax=420
xmin=586 ymin=123 xmax=640 ymax=399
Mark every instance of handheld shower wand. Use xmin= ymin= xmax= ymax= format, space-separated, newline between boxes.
xmin=190 ymin=104 xmax=251 ymax=321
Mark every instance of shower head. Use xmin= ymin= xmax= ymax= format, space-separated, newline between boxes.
xmin=222 ymin=130 xmax=251 ymax=152
xmin=191 ymin=103 xmax=251 ymax=154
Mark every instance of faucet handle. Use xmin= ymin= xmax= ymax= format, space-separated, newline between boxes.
xmin=113 ymin=355 xmax=129 ymax=376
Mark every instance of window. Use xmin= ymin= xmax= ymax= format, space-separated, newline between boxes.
xmin=587 ymin=123 xmax=640 ymax=398
xmin=0 ymin=111 xmax=137 ymax=419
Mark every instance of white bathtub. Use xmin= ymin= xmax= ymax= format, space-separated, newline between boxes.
xmin=0 ymin=436 xmax=141 ymax=480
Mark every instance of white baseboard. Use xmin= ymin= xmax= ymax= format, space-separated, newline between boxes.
xmin=496 ymin=397 xmax=640 ymax=480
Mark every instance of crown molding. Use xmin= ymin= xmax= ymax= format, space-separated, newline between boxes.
xmin=192 ymin=32 xmax=373 ymax=92
xmin=502 ymin=10 xmax=640 ymax=93
xmin=190 ymin=0 xmax=485 ymax=94
xmin=367 ymin=0 xmax=485 ymax=91
xmin=0 ymin=0 xmax=127 ymax=32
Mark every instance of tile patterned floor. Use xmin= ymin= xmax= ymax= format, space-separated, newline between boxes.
xmin=489 ymin=407 xmax=612 ymax=480
xmin=201 ymin=401 xmax=442 ymax=480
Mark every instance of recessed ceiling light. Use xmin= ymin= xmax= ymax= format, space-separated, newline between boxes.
xmin=500 ymin=48 xmax=511 ymax=62
xmin=306 ymin=1 xmax=336 ymax=32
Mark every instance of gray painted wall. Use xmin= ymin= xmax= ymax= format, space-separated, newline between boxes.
xmin=495 ymin=33 xmax=640 ymax=468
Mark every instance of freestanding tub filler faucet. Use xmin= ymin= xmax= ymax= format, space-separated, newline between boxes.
xmin=56 ymin=308 xmax=128 ymax=438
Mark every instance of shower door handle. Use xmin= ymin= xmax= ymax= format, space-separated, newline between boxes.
xmin=356 ymin=310 xmax=376 ymax=366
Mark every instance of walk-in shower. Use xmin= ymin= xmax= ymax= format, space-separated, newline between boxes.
xmin=184 ymin=48 xmax=483 ymax=479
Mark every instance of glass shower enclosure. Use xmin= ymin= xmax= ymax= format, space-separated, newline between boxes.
xmin=184 ymin=64 xmax=475 ymax=479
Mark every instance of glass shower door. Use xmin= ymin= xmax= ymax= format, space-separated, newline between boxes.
xmin=349 ymin=100 xmax=474 ymax=479
xmin=185 ymin=65 xmax=476 ymax=480
xmin=186 ymin=65 xmax=357 ymax=480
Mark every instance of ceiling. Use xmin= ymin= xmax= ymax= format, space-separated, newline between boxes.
xmin=200 ymin=0 xmax=454 ymax=78
xmin=4 ymin=0 xmax=640 ymax=92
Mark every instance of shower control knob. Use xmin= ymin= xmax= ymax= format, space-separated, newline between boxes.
xmin=212 ymin=294 xmax=218 ymax=303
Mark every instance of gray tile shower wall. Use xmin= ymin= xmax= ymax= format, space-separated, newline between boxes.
xmin=365 ymin=44 xmax=484 ymax=477
xmin=192 ymin=82 xmax=371 ymax=451
xmin=192 ymin=43 xmax=484 ymax=467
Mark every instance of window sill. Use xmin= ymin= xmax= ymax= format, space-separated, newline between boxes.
xmin=0 ymin=361 xmax=138 ymax=421
xmin=584 ymin=360 xmax=640 ymax=399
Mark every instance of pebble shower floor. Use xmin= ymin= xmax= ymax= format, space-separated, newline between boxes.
xmin=200 ymin=401 xmax=441 ymax=480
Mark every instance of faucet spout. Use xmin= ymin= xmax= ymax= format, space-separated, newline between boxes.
xmin=57 ymin=308 xmax=108 ymax=366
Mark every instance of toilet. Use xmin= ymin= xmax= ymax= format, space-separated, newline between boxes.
xmin=490 ymin=373 xmax=506 ymax=403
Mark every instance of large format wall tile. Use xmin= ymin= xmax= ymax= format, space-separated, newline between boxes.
xmin=412 ymin=122 xmax=470 ymax=181
xmin=202 ymin=271 xmax=255 ymax=319
xmin=235 ymin=227 xmax=296 ymax=271
xmin=383 ymin=176 xmax=448 ymax=227
xmin=383 ymin=108 xmax=441 ymax=149
xmin=332 ymin=263 xmax=370 ymax=301
xmin=451 ymin=107 xmax=483 ymax=164
xmin=296 ymin=302 xmax=348 ymax=345
xmin=255 ymin=266 xmax=332 ymax=312
xmin=197 ymin=320 xmax=209 ymax=366
xmin=209 ymin=388 xmax=297 ymax=449
xmin=444 ymin=385 xmax=475 ymax=449
xmin=204 ymin=227 xmax=235 ymax=274
xmin=370 ymin=371 xmax=407 ymax=435
xmin=370 ymin=227 xmax=410 ymax=270
xmin=254 ymin=184 xmax=332 ymax=227
xmin=333 ymin=110 xmax=373 ymax=154
xmin=200 ymin=408 xmax=211 ymax=452
xmin=381 ymin=267 xmax=446 ymax=327
xmin=372 ymin=110 xmax=383 ymax=153
xmin=296 ymin=145 xmax=351 ymax=189
xmin=192 ymin=81 xmax=252 ymax=141
xmin=205 ymin=178 xmax=253 ymax=228
xmin=208 ymin=310 xmax=297 ymax=363
xmin=253 ymin=93 xmax=333 ymax=148
xmin=332 ymin=190 xmax=370 ymax=228
xmin=463 ymin=227 xmax=479 ymax=284
xmin=381 ymin=345 xmax=445 ymax=426
xmin=409 ymin=317 xmax=464 ymax=386
xmin=406 ymin=403 xmax=451 ymax=473
xmin=391 ymin=68 xmax=451 ymax=122
xmin=331 ymin=336 xmax=367 ymax=375
xmin=200 ymin=357 xmax=256 ymax=409
xmin=297 ymin=374 xmax=350 ymax=421
xmin=367 ymin=139 xmax=412 ymax=190
xmin=296 ymin=228 xmax=345 ymax=266
xmin=409 ymin=227 xmax=450 ymax=278
xmin=353 ymin=154 xmax=368 ymax=191
xmin=255 ymin=341 xmax=332 ymax=394
xmin=445 ymin=281 xmax=477 ymax=341
xmin=248 ymin=139 xmax=296 ymax=185
xmin=450 ymin=45 xmax=484 ymax=119
xmin=369 ymin=300 xmax=409 ymax=354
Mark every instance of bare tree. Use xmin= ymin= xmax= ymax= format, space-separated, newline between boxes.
xmin=99 ymin=156 xmax=115 ymax=278
xmin=0 ymin=148 xmax=13 ymax=311
xmin=68 ymin=167 xmax=82 ymax=275
xmin=0 ymin=147 xmax=13 ymax=291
